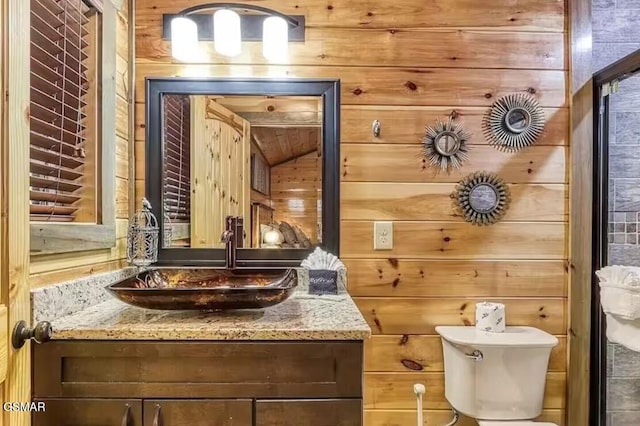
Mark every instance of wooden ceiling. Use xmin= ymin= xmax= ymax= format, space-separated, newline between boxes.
xmin=212 ymin=96 xmax=322 ymax=166
xmin=252 ymin=127 xmax=320 ymax=166
xmin=214 ymin=96 xmax=322 ymax=127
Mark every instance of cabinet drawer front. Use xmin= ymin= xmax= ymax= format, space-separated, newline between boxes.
xmin=256 ymin=399 xmax=362 ymax=426
xmin=34 ymin=341 xmax=363 ymax=398
xmin=33 ymin=399 xmax=142 ymax=426
xmin=143 ymin=400 xmax=252 ymax=426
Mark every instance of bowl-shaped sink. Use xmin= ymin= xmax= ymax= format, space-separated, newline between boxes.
xmin=107 ymin=268 xmax=298 ymax=310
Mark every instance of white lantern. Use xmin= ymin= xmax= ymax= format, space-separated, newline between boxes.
xmin=214 ymin=9 xmax=241 ymax=57
xmin=170 ymin=17 xmax=198 ymax=62
xmin=262 ymin=16 xmax=288 ymax=62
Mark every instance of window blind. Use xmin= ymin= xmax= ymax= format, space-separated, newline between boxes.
xmin=29 ymin=0 xmax=94 ymax=222
xmin=163 ymin=95 xmax=191 ymax=222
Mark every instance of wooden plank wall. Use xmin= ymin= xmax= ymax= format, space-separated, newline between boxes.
xmin=29 ymin=1 xmax=131 ymax=288
xmin=271 ymin=151 xmax=321 ymax=242
xmin=191 ymin=97 xmax=251 ymax=248
xmin=134 ymin=0 xmax=569 ymax=423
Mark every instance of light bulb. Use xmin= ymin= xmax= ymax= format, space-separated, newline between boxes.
xmin=214 ymin=9 xmax=241 ymax=57
xmin=262 ymin=16 xmax=288 ymax=62
xmin=263 ymin=228 xmax=282 ymax=246
xmin=170 ymin=17 xmax=198 ymax=62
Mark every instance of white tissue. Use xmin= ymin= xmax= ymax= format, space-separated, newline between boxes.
xmin=475 ymin=302 xmax=506 ymax=333
xmin=596 ymin=265 xmax=640 ymax=288
xmin=606 ymin=316 xmax=640 ymax=352
xmin=301 ymin=247 xmax=345 ymax=271
xmin=597 ymin=266 xmax=640 ymax=320
xmin=596 ymin=265 xmax=640 ymax=353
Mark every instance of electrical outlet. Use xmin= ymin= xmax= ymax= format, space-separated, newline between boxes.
xmin=374 ymin=221 xmax=393 ymax=250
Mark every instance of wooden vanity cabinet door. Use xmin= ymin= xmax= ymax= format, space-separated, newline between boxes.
xmin=143 ymin=400 xmax=253 ymax=426
xmin=32 ymin=399 xmax=142 ymax=426
xmin=255 ymin=399 xmax=362 ymax=426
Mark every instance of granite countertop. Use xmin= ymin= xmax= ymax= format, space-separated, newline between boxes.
xmin=49 ymin=290 xmax=371 ymax=341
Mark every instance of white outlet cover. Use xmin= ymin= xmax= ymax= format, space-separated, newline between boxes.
xmin=374 ymin=221 xmax=393 ymax=250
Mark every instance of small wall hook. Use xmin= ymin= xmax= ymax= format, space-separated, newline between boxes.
xmin=372 ymin=120 xmax=381 ymax=138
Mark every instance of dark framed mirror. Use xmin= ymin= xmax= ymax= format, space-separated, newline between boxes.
xmin=504 ymin=107 xmax=531 ymax=134
xmin=453 ymin=171 xmax=511 ymax=226
xmin=146 ymin=77 xmax=340 ymax=266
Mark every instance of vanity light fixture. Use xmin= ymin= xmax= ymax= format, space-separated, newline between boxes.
xmin=165 ymin=3 xmax=304 ymax=61
xmin=262 ymin=16 xmax=289 ymax=62
xmin=214 ymin=9 xmax=241 ymax=57
xmin=170 ymin=17 xmax=199 ymax=61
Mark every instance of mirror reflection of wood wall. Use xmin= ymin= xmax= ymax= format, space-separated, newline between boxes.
xmin=191 ymin=97 xmax=251 ymax=248
xmin=248 ymin=97 xmax=322 ymax=248
xmin=162 ymin=95 xmax=322 ymax=249
xmin=269 ymin=145 xmax=321 ymax=245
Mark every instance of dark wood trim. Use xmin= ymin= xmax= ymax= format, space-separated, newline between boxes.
xmin=591 ymin=84 xmax=608 ymax=426
xmin=142 ymin=399 xmax=253 ymax=426
xmin=255 ymin=399 xmax=362 ymax=425
xmin=34 ymin=340 xmax=363 ymax=399
xmin=32 ymin=399 xmax=143 ymax=426
xmin=594 ymin=49 xmax=640 ymax=86
xmin=146 ymin=78 xmax=341 ymax=266
xmin=568 ymin=0 xmax=593 ymax=425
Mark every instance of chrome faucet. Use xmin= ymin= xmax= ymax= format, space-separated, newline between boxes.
xmin=221 ymin=216 xmax=243 ymax=269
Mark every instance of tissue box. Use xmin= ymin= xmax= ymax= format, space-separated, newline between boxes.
xmin=308 ymin=270 xmax=338 ymax=295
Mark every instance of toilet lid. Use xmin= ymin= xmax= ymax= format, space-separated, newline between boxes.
xmin=477 ymin=422 xmax=558 ymax=426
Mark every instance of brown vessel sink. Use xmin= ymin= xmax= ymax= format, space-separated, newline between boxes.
xmin=107 ymin=268 xmax=298 ymax=310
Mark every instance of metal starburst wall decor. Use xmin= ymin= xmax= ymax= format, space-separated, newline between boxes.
xmin=483 ymin=93 xmax=545 ymax=152
xmin=453 ymin=171 xmax=511 ymax=226
xmin=422 ymin=118 xmax=471 ymax=173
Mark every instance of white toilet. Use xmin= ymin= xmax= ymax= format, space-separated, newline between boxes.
xmin=435 ymin=326 xmax=559 ymax=426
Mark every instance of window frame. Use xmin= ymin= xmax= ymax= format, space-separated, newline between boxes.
xmin=30 ymin=0 xmax=118 ymax=255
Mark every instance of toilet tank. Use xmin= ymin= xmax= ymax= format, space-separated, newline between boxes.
xmin=435 ymin=326 xmax=558 ymax=421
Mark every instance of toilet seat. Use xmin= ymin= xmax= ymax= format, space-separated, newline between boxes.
xmin=477 ymin=422 xmax=558 ymax=426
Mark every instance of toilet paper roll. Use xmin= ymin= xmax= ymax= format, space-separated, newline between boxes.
xmin=475 ymin=302 xmax=506 ymax=333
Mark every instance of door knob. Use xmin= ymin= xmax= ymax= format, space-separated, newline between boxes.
xmin=12 ymin=320 xmax=52 ymax=349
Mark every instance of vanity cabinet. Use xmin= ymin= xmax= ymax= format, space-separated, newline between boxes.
xmin=33 ymin=341 xmax=363 ymax=426
xmin=255 ymin=399 xmax=362 ymax=425
xmin=32 ymin=399 xmax=252 ymax=426
xmin=32 ymin=399 xmax=143 ymax=426
xmin=143 ymin=400 xmax=253 ymax=425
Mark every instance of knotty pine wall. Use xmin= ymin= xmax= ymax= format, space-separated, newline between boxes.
xmin=30 ymin=2 xmax=131 ymax=288
xmin=134 ymin=1 xmax=569 ymax=424
xmin=271 ymin=151 xmax=321 ymax=243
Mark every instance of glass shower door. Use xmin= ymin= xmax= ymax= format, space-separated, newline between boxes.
xmin=593 ymin=49 xmax=640 ymax=426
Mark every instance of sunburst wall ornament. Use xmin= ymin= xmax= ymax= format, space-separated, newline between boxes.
xmin=483 ymin=93 xmax=545 ymax=152
xmin=453 ymin=171 xmax=511 ymax=226
xmin=422 ymin=118 xmax=471 ymax=172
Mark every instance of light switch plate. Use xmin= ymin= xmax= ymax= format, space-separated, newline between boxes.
xmin=374 ymin=221 xmax=393 ymax=250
